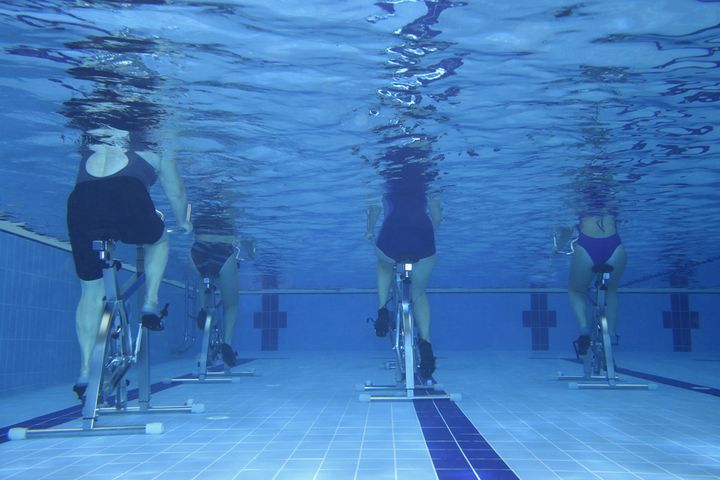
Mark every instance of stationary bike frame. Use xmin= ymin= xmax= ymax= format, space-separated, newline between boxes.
xmin=83 ymin=240 xmax=146 ymax=423
xmin=567 ymin=265 xmax=618 ymax=386
xmin=393 ymin=262 xmax=419 ymax=395
xmin=558 ymin=264 xmax=652 ymax=390
xmin=360 ymin=262 xmax=458 ymax=402
xmin=9 ymin=240 xmax=201 ymax=440
xmin=172 ymin=272 xmax=254 ymax=384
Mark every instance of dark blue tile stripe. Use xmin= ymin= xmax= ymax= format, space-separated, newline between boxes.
xmin=615 ymin=366 xmax=720 ymax=396
xmin=565 ymin=359 xmax=720 ymax=397
xmin=172 ymin=360 xmax=253 ymax=379
xmin=414 ymin=392 xmax=520 ymax=480
xmin=0 ymin=359 xmax=255 ymax=443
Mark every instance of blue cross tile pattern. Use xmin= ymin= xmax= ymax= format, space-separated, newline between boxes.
xmin=252 ymin=275 xmax=287 ymax=351
xmin=663 ymin=293 xmax=699 ymax=352
xmin=522 ymin=293 xmax=557 ymax=351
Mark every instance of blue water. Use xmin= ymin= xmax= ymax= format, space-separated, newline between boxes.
xmin=1 ymin=4 xmax=720 ymax=479
xmin=0 ymin=0 xmax=719 ymax=289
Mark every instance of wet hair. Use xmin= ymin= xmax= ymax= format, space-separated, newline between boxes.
xmin=574 ymin=163 xmax=620 ymax=216
xmin=62 ymin=89 xmax=162 ymax=150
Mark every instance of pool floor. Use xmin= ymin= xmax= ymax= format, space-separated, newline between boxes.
xmin=0 ymin=350 xmax=718 ymax=480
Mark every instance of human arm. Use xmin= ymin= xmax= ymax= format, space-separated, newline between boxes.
xmin=553 ymin=224 xmax=578 ymax=255
xmin=428 ymin=194 xmax=442 ymax=229
xmin=142 ymin=150 xmax=192 ymax=233
xmin=366 ymin=204 xmax=381 ymax=241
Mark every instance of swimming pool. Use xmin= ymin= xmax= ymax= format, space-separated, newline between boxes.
xmin=0 ymin=1 xmax=719 ymax=479
xmin=1 ymin=0 xmax=718 ymax=289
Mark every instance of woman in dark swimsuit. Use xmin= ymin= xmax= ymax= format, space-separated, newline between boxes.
xmin=190 ymin=209 xmax=251 ymax=367
xmin=67 ymin=126 xmax=192 ymax=397
xmin=365 ymin=157 xmax=441 ymax=378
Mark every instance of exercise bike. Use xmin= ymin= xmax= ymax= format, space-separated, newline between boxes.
xmin=360 ymin=261 xmax=460 ymax=402
xmin=558 ymin=264 xmax=654 ymax=390
xmin=10 ymin=240 xmax=203 ymax=440
xmin=172 ymin=267 xmax=255 ymax=384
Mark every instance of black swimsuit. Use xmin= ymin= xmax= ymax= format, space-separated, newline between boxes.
xmin=67 ymin=146 xmax=162 ymax=281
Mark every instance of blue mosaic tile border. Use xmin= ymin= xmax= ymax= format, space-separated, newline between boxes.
xmin=414 ymin=397 xmax=520 ymax=480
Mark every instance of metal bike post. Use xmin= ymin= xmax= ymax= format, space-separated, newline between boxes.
xmin=598 ymin=272 xmax=617 ymax=386
xmin=136 ymin=246 xmax=151 ymax=410
xmin=401 ymin=266 xmax=414 ymax=396
xmin=197 ymin=287 xmax=213 ymax=380
xmin=393 ymin=303 xmax=403 ymax=384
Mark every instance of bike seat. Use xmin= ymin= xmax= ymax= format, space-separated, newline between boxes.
xmin=202 ymin=277 xmax=217 ymax=292
xmin=395 ymin=256 xmax=419 ymax=264
xmin=592 ymin=264 xmax=614 ymax=274
xmin=92 ymin=239 xmax=115 ymax=250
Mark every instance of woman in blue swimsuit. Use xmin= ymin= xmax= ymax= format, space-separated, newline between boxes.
xmin=568 ymin=169 xmax=627 ymax=353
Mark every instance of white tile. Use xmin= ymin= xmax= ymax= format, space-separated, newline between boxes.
xmin=0 ymin=352 xmax=718 ymax=480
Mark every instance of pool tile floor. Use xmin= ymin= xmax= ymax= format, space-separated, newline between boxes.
xmin=0 ymin=350 xmax=718 ymax=480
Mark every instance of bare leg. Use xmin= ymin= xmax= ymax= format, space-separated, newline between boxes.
xmin=374 ymin=246 xmax=394 ymax=308
xmin=568 ymin=246 xmax=594 ymax=334
xmin=605 ymin=244 xmax=627 ymax=340
xmin=410 ymin=255 xmax=436 ymax=342
xmin=218 ymin=256 xmax=239 ymax=345
xmin=141 ymin=231 xmax=169 ymax=310
xmin=75 ymin=279 xmax=104 ymax=381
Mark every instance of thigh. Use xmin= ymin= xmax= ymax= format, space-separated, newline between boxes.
xmin=606 ymin=244 xmax=627 ymax=289
xmin=218 ymin=253 xmax=239 ymax=308
xmin=568 ymin=245 xmax=595 ymax=292
xmin=374 ymin=245 xmax=396 ymax=266
xmin=411 ymin=254 xmax=436 ymax=294
xmin=67 ymin=184 xmax=115 ymax=281
xmin=117 ymin=179 xmax=165 ymax=245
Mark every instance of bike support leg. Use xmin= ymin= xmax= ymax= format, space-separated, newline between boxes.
xmin=402 ymin=301 xmax=414 ymax=397
xmin=171 ymin=307 xmax=254 ymax=384
xmin=136 ymin=247 xmax=150 ymax=409
xmin=360 ymin=266 xmax=459 ymax=403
